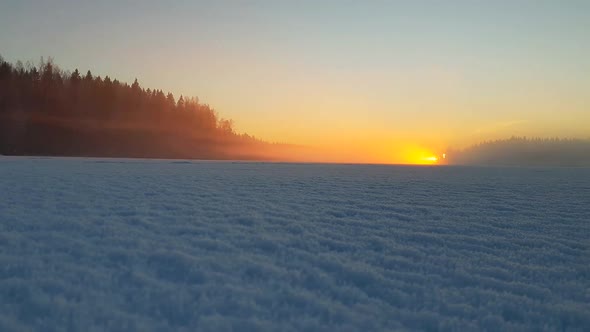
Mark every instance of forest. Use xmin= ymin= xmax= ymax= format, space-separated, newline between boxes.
xmin=0 ymin=55 xmax=280 ymax=160
xmin=447 ymin=137 xmax=590 ymax=167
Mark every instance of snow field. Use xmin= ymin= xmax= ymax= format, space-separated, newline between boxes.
xmin=0 ymin=158 xmax=589 ymax=331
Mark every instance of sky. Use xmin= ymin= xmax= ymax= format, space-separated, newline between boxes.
xmin=1 ymin=0 xmax=589 ymax=163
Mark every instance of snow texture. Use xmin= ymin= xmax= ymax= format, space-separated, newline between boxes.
xmin=0 ymin=157 xmax=589 ymax=331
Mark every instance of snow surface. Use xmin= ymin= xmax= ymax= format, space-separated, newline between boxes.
xmin=0 ymin=157 xmax=589 ymax=331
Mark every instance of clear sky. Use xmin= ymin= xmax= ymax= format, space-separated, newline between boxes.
xmin=1 ymin=0 xmax=589 ymax=163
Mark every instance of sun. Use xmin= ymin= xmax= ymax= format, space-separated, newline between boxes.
xmin=394 ymin=145 xmax=444 ymax=165
xmin=422 ymin=156 xmax=438 ymax=163
xmin=406 ymin=149 xmax=440 ymax=165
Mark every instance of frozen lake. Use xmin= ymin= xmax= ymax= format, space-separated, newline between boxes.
xmin=1 ymin=157 xmax=589 ymax=331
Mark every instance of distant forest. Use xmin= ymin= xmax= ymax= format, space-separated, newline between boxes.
xmin=0 ymin=55 xmax=282 ymax=160
xmin=448 ymin=137 xmax=590 ymax=167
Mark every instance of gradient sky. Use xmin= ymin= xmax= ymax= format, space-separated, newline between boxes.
xmin=1 ymin=0 xmax=589 ymax=163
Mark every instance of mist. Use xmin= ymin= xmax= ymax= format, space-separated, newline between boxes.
xmin=447 ymin=137 xmax=590 ymax=167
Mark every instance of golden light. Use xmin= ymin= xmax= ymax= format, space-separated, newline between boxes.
xmin=422 ymin=156 xmax=438 ymax=163
xmin=397 ymin=145 xmax=441 ymax=165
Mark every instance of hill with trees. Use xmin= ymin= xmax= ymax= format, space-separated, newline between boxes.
xmin=0 ymin=55 xmax=285 ymax=160
xmin=447 ymin=137 xmax=590 ymax=167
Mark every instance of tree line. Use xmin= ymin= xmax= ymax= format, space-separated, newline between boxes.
xmin=0 ymin=55 xmax=271 ymax=159
xmin=447 ymin=136 xmax=590 ymax=167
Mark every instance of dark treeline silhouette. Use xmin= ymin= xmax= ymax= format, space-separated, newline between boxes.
xmin=0 ymin=55 xmax=282 ymax=159
xmin=448 ymin=137 xmax=590 ymax=167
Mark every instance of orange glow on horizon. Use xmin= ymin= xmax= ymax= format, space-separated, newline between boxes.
xmin=253 ymin=133 xmax=446 ymax=165
xmin=353 ymin=144 xmax=443 ymax=165
xmin=258 ymin=142 xmax=445 ymax=165
xmin=392 ymin=145 xmax=442 ymax=165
